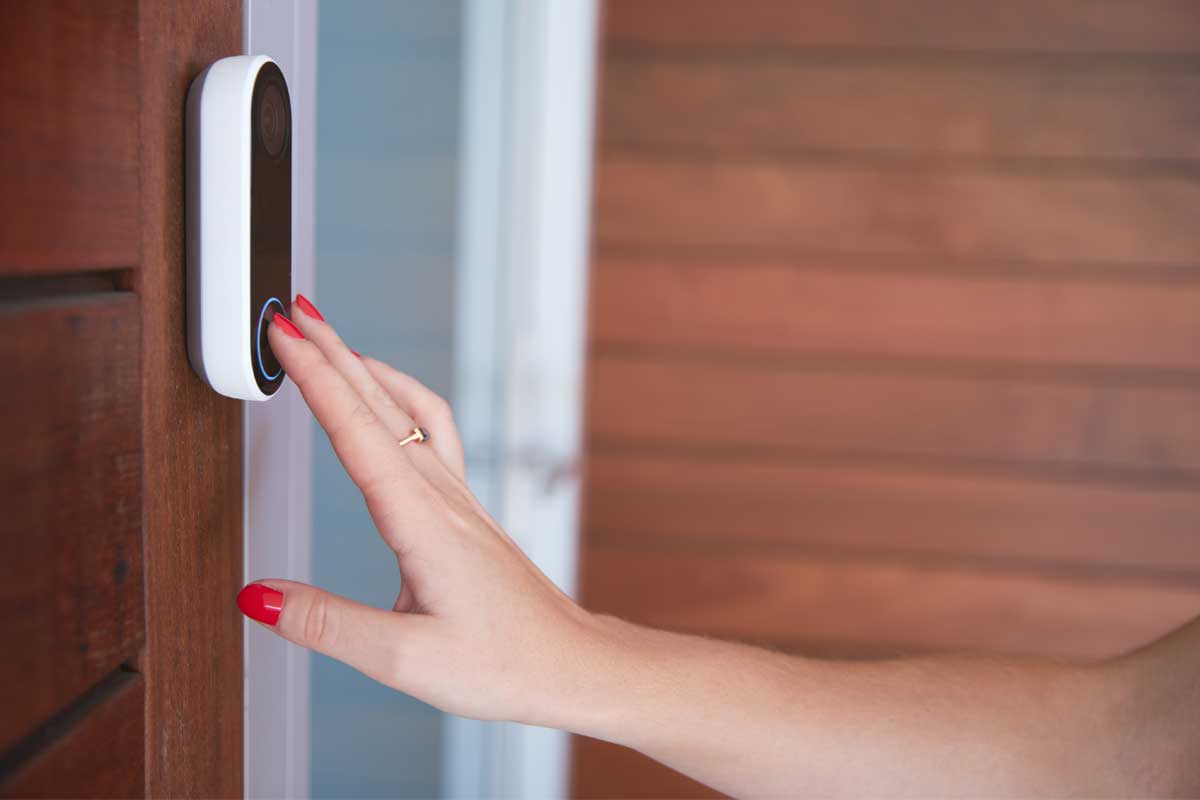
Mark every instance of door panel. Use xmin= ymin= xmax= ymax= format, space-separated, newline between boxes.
xmin=0 ymin=2 xmax=244 ymax=796
xmin=0 ymin=1 xmax=140 ymax=274
xmin=0 ymin=295 xmax=142 ymax=754
xmin=0 ymin=674 xmax=144 ymax=799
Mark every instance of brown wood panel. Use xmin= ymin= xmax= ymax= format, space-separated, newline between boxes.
xmin=0 ymin=294 xmax=142 ymax=755
xmin=137 ymin=1 xmax=244 ymax=795
xmin=0 ymin=673 xmax=144 ymax=799
xmin=0 ymin=1 xmax=140 ymax=274
xmin=585 ymin=453 xmax=1200 ymax=576
xmin=572 ymin=736 xmax=722 ymax=799
xmin=581 ymin=546 xmax=1200 ymax=660
xmin=595 ymin=156 xmax=1200 ymax=267
xmin=588 ymin=357 xmax=1200 ymax=478
xmin=591 ymin=261 xmax=1200 ymax=372
xmin=602 ymin=57 xmax=1200 ymax=162
xmin=604 ymin=0 xmax=1200 ymax=55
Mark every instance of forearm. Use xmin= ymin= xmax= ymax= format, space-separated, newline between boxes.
xmin=546 ymin=613 xmax=1199 ymax=798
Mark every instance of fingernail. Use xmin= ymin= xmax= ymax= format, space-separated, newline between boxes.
xmin=351 ymin=350 xmax=362 ymax=359
xmin=272 ymin=311 xmax=305 ymax=340
xmin=294 ymin=293 xmax=325 ymax=322
xmin=237 ymin=583 xmax=284 ymax=626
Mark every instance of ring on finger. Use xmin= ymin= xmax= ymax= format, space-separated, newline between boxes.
xmin=398 ymin=426 xmax=430 ymax=447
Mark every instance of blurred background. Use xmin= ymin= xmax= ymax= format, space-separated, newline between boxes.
xmin=574 ymin=1 xmax=1200 ymax=796
xmin=312 ymin=1 xmax=1200 ymax=797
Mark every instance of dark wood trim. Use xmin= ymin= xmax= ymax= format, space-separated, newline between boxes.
xmin=136 ymin=1 xmax=244 ymax=795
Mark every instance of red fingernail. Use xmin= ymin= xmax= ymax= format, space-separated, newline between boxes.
xmin=294 ymin=293 xmax=325 ymax=322
xmin=272 ymin=312 xmax=305 ymax=340
xmin=237 ymin=583 xmax=284 ymax=626
xmin=351 ymin=350 xmax=362 ymax=359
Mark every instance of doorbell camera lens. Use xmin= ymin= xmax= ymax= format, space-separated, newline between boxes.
xmin=257 ymin=81 xmax=289 ymax=158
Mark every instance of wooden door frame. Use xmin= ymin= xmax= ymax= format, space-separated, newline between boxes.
xmin=138 ymin=2 xmax=244 ymax=795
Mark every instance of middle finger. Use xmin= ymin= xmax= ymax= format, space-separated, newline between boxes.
xmin=288 ymin=295 xmax=421 ymax=444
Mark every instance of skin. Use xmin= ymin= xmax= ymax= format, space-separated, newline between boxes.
xmin=256 ymin=302 xmax=1200 ymax=798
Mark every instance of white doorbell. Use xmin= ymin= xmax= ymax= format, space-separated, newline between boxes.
xmin=186 ymin=55 xmax=292 ymax=401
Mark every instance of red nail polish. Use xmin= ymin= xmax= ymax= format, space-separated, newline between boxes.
xmin=272 ymin=312 xmax=305 ymax=340
xmin=295 ymin=293 xmax=325 ymax=322
xmin=237 ymin=583 xmax=284 ymax=626
xmin=351 ymin=350 xmax=362 ymax=359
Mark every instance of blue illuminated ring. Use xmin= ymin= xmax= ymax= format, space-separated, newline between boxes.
xmin=256 ymin=297 xmax=286 ymax=381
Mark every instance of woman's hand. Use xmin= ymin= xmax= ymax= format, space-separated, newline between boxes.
xmin=239 ymin=298 xmax=1200 ymax=798
xmin=239 ymin=296 xmax=600 ymax=727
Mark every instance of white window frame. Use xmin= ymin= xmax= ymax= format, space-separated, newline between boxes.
xmin=244 ymin=2 xmax=317 ymax=798
xmin=448 ymin=1 xmax=599 ymax=797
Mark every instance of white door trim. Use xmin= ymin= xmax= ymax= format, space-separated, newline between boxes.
xmin=244 ymin=2 xmax=317 ymax=797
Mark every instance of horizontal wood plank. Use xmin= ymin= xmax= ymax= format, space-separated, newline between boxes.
xmin=572 ymin=736 xmax=722 ymax=799
xmin=587 ymin=357 xmax=1200 ymax=478
xmin=584 ymin=453 xmax=1200 ymax=576
xmin=595 ymin=156 xmax=1200 ymax=267
xmin=591 ymin=261 xmax=1200 ymax=372
xmin=580 ymin=546 xmax=1200 ymax=659
xmin=0 ymin=294 xmax=143 ymax=753
xmin=0 ymin=1 xmax=139 ymax=273
xmin=602 ymin=57 xmax=1200 ymax=162
xmin=0 ymin=673 xmax=143 ymax=798
xmin=604 ymin=0 xmax=1200 ymax=55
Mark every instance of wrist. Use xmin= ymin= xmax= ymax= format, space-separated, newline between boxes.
xmin=519 ymin=610 xmax=647 ymax=738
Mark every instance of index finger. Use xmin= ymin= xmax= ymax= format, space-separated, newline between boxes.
xmin=268 ymin=316 xmax=414 ymax=501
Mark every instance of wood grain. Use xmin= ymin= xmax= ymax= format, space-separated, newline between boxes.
xmin=580 ymin=546 xmax=1200 ymax=660
xmin=595 ymin=156 xmax=1200 ymax=267
xmin=584 ymin=452 xmax=1200 ymax=576
xmin=0 ymin=673 xmax=144 ymax=799
xmin=0 ymin=295 xmax=142 ymax=755
xmin=604 ymin=0 xmax=1200 ymax=55
xmin=601 ymin=57 xmax=1200 ymax=162
xmin=588 ymin=356 xmax=1200 ymax=478
xmin=571 ymin=736 xmax=722 ymax=799
xmin=0 ymin=1 xmax=140 ymax=274
xmin=137 ymin=1 xmax=244 ymax=795
xmin=591 ymin=260 xmax=1200 ymax=372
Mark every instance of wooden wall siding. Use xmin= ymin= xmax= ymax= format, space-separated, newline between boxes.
xmin=574 ymin=1 xmax=1200 ymax=796
xmin=597 ymin=159 xmax=1200 ymax=267
xmin=603 ymin=0 xmax=1200 ymax=55
xmin=601 ymin=58 xmax=1200 ymax=162
xmin=585 ymin=452 xmax=1200 ymax=577
xmin=593 ymin=263 xmax=1200 ymax=372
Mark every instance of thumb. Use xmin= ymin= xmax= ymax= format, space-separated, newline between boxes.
xmin=237 ymin=579 xmax=429 ymax=690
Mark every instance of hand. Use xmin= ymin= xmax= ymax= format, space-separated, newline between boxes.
xmin=238 ymin=296 xmax=600 ymax=726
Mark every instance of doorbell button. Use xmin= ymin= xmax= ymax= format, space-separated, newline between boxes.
xmin=256 ymin=298 xmax=286 ymax=381
xmin=186 ymin=54 xmax=292 ymax=401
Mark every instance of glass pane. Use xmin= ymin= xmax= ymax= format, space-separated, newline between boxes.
xmin=311 ymin=2 xmax=463 ymax=797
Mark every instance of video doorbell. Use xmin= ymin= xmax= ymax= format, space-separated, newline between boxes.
xmin=186 ymin=55 xmax=292 ymax=401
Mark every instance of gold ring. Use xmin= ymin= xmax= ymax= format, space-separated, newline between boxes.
xmin=398 ymin=426 xmax=430 ymax=447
